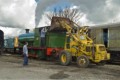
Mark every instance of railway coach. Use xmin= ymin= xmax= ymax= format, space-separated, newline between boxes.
xmin=89 ymin=23 xmax=120 ymax=62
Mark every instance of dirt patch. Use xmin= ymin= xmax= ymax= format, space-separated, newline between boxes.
xmin=49 ymin=71 xmax=69 ymax=79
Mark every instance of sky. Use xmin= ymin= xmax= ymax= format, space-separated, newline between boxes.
xmin=0 ymin=0 xmax=36 ymax=38
xmin=0 ymin=0 xmax=120 ymax=38
xmin=36 ymin=0 xmax=120 ymax=27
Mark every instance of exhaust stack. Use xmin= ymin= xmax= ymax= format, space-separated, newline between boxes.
xmin=25 ymin=29 xmax=29 ymax=33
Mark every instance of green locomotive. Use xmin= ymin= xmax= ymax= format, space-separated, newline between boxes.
xmin=16 ymin=27 xmax=66 ymax=60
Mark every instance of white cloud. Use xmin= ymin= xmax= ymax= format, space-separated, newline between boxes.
xmin=0 ymin=26 xmax=23 ymax=38
xmin=1 ymin=0 xmax=120 ymax=37
xmin=37 ymin=12 xmax=51 ymax=27
xmin=0 ymin=0 xmax=36 ymax=38
xmin=68 ymin=0 xmax=120 ymax=24
xmin=0 ymin=26 xmax=34 ymax=38
xmin=35 ymin=0 xmax=60 ymax=27
xmin=79 ymin=14 xmax=94 ymax=26
xmin=37 ymin=5 xmax=94 ymax=27
xmin=0 ymin=0 xmax=36 ymax=29
xmin=36 ymin=0 xmax=120 ymax=27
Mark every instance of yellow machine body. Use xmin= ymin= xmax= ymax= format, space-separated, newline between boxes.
xmin=51 ymin=17 xmax=110 ymax=67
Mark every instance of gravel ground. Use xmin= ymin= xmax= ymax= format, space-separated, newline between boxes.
xmin=0 ymin=54 xmax=120 ymax=80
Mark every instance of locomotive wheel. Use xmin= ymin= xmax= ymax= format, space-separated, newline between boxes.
xmin=59 ymin=50 xmax=72 ymax=66
xmin=77 ymin=55 xmax=90 ymax=68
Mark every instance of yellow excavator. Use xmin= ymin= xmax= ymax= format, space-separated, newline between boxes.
xmin=51 ymin=17 xmax=110 ymax=68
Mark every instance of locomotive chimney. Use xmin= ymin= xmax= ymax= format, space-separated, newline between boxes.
xmin=25 ymin=29 xmax=29 ymax=33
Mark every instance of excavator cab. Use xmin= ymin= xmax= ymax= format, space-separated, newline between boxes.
xmin=86 ymin=44 xmax=110 ymax=63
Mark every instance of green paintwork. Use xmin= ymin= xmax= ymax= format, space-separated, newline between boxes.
xmin=33 ymin=36 xmax=41 ymax=47
xmin=46 ymin=32 xmax=66 ymax=48
xmin=33 ymin=28 xmax=41 ymax=47
xmin=33 ymin=28 xmax=46 ymax=59
xmin=18 ymin=27 xmax=66 ymax=59
xmin=37 ymin=50 xmax=46 ymax=59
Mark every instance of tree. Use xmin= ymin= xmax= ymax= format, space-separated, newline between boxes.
xmin=45 ymin=7 xmax=83 ymax=25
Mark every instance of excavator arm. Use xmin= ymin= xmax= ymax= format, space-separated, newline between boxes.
xmin=51 ymin=17 xmax=93 ymax=45
xmin=57 ymin=20 xmax=80 ymax=42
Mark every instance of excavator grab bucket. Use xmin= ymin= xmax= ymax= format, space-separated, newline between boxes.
xmin=49 ymin=17 xmax=74 ymax=31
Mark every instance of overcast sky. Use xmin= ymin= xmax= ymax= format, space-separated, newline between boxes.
xmin=0 ymin=0 xmax=120 ymax=37
xmin=0 ymin=0 xmax=36 ymax=38
xmin=36 ymin=0 xmax=120 ymax=27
